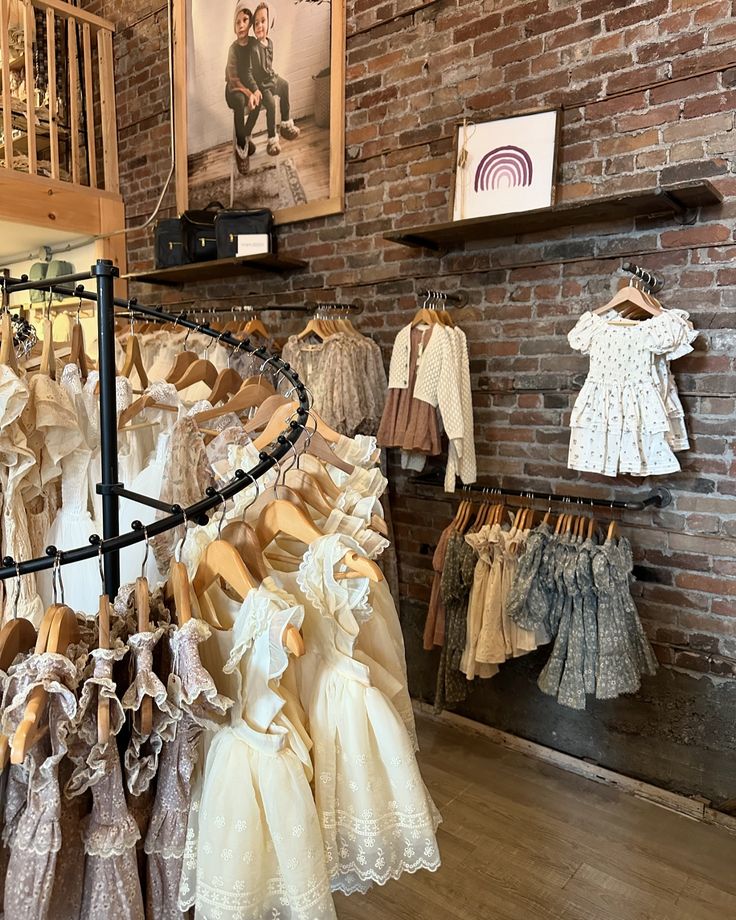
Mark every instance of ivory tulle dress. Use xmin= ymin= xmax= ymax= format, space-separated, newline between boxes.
xmin=181 ymin=583 xmax=336 ymax=920
xmin=280 ymin=533 xmax=441 ymax=895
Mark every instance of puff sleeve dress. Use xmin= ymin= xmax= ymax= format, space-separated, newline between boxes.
xmin=567 ymin=310 xmax=696 ymax=477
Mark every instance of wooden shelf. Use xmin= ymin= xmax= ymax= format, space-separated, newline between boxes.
xmin=125 ymin=252 xmax=307 ymax=286
xmin=383 ymin=180 xmax=723 ymax=251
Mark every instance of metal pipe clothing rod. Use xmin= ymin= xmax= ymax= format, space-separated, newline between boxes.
xmin=414 ymin=478 xmax=672 ymax=511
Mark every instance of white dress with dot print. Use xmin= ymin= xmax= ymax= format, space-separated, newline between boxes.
xmin=567 ymin=310 xmax=696 ymax=477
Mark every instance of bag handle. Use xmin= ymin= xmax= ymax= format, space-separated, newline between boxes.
xmin=204 ymin=201 xmax=225 ymax=212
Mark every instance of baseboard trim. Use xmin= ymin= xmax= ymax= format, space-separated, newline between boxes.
xmin=412 ymin=701 xmax=736 ymax=835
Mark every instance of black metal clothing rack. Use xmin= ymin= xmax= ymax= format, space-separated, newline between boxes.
xmin=411 ymin=472 xmax=672 ymax=512
xmin=0 ymin=260 xmax=311 ymax=598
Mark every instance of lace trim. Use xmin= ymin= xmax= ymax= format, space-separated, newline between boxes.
xmin=330 ymin=849 xmax=442 ymax=896
xmin=194 ymin=874 xmax=336 ymax=914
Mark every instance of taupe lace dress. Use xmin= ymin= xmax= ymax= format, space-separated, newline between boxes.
xmin=66 ymin=642 xmax=144 ymax=919
xmin=144 ymin=619 xmax=232 ymax=920
xmin=2 ymin=653 xmax=80 ymax=920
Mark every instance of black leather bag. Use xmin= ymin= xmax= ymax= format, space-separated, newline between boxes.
xmin=181 ymin=201 xmax=224 ymax=263
xmin=214 ymin=208 xmax=275 ymax=258
xmin=154 ymin=218 xmax=187 ymax=268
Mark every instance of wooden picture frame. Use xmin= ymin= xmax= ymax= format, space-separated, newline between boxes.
xmin=173 ymin=0 xmax=345 ymax=226
xmin=449 ymin=108 xmax=561 ymax=223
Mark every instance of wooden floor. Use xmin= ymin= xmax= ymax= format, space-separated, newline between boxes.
xmin=335 ymin=716 xmax=736 ymax=920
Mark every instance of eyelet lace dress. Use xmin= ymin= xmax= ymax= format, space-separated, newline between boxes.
xmin=65 ymin=642 xmax=145 ymax=920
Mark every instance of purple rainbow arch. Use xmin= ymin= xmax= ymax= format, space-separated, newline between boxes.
xmin=474 ymin=145 xmax=534 ymax=192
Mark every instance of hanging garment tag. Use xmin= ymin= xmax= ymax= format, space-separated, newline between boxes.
xmin=236 ymin=234 xmax=271 ymax=257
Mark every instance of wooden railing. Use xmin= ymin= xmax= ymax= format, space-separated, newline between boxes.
xmin=0 ymin=0 xmax=118 ymax=192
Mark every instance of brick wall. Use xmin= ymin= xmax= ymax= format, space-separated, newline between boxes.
xmin=86 ymin=0 xmax=736 ymax=801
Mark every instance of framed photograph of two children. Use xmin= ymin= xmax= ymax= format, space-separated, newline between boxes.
xmin=173 ymin=0 xmax=346 ymax=225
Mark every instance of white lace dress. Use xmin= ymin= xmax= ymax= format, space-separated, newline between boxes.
xmin=280 ymin=533 xmax=441 ymax=895
xmin=181 ymin=583 xmax=336 ymax=920
xmin=567 ymin=310 xmax=696 ymax=476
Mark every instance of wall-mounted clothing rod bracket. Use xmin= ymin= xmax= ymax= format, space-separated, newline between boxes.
xmin=622 ymin=261 xmax=665 ymax=294
xmin=96 ymin=483 xmax=210 ymax=525
xmin=411 ymin=472 xmax=672 ymax=512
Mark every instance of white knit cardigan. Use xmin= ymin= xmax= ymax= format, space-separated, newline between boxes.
xmin=387 ymin=323 xmax=476 ymax=492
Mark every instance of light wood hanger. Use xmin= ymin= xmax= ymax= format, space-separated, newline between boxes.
xmin=135 ymin=575 xmax=153 ymax=736
xmin=166 ymin=561 xmax=193 ymax=624
xmin=293 ymin=429 xmax=354 ymax=475
xmin=69 ymin=317 xmax=92 ymax=380
xmin=253 ymin=402 xmax=341 ymax=451
xmin=283 ymin=468 xmax=333 ymax=517
xmin=172 ymin=357 xmax=218 ymax=392
xmin=606 ymin=518 xmax=618 ymax=542
xmin=297 ymin=453 xmax=343 ymax=500
xmin=97 ymin=592 xmax=111 ymax=746
xmin=193 ymin=537 xmax=304 ymax=656
xmin=242 ymin=394 xmax=290 ymax=433
xmin=39 ymin=314 xmax=56 ymax=379
xmin=242 ymin=316 xmax=270 ymax=340
xmin=206 ymin=367 xmax=243 ymax=407
xmin=120 ymin=332 xmax=149 ymax=389
xmin=118 ymin=392 xmax=178 ymax=431
xmin=256 ymin=499 xmax=383 ymax=582
xmin=0 ymin=311 xmax=19 ymax=372
xmin=595 ymin=279 xmax=662 ymax=320
xmin=220 ymin=520 xmax=270 ymax=583
xmin=11 ymin=603 xmax=79 ymax=764
xmin=165 ymin=349 xmax=198 ymax=383
xmin=194 ymin=379 xmax=274 ymax=424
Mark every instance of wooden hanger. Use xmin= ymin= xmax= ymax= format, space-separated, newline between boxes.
xmin=166 ymin=561 xmax=193 ymax=625
xmin=595 ymin=279 xmax=662 ymax=320
xmin=297 ymin=453 xmax=342 ymax=500
xmin=0 ymin=614 xmax=36 ymax=770
xmin=172 ymin=357 xmax=218 ymax=392
xmin=256 ymin=499 xmax=383 ymax=582
xmin=296 ymin=313 xmax=332 ymax=341
xmin=295 ymin=429 xmax=354 ymax=475
xmin=283 ymin=468 xmax=333 ymax=517
xmin=242 ymin=315 xmax=270 ymax=340
xmin=206 ymin=367 xmax=243 ymax=407
xmin=120 ymin=332 xmax=149 ymax=388
xmin=165 ymin=349 xmax=198 ymax=384
xmin=39 ymin=312 xmax=56 ymax=379
xmin=117 ymin=391 xmax=178 ymax=431
xmin=0 ymin=312 xmax=18 ymax=372
xmin=97 ymin=593 xmax=111 ymax=746
xmin=252 ymin=402 xmax=340 ymax=451
xmin=193 ymin=538 xmax=304 ymax=655
xmin=220 ymin=520 xmax=270 ymax=583
xmin=606 ymin=518 xmax=618 ymax=542
xmin=194 ymin=379 xmax=274 ymax=424
xmin=242 ymin=394 xmax=290 ymax=434
xmin=70 ymin=317 xmax=92 ymax=379
xmin=11 ymin=603 xmax=79 ymax=764
xmin=135 ymin=574 xmax=153 ymax=736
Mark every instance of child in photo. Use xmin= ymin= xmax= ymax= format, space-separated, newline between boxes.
xmin=243 ymin=1 xmax=300 ymax=157
xmin=225 ymin=1 xmax=259 ymax=174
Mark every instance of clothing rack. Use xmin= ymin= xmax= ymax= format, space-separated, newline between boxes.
xmin=0 ymin=259 xmax=310 ymax=598
xmin=622 ymin=261 xmax=665 ymax=294
xmin=411 ymin=472 xmax=673 ymax=511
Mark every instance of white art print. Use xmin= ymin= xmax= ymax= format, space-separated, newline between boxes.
xmin=452 ymin=110 xmax=560 ymax=222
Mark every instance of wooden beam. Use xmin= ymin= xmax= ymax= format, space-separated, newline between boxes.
xmin=0 ymin=167 xmax=122 ymax=235
xmin=173 ymin=0 xmax=188 ymax=213
xmin=33 ymin=0 xmax=115 ymax=34
xmin=82 ymin=23 xmax=97 ymax=188
xmin=46 ymin=7 xmax=59 ymax=181
xmin=97 ymin=28 xmax=118 ymax=193
xmin=97 ymin=195 xmax=127 ymax=299
xmin=1 ymin=0 xmax=13 ymax=169
xmin=23 ymin=0 xmax=36 ymax=175
xmin=68 ymin=19 xmax=80 ymax=185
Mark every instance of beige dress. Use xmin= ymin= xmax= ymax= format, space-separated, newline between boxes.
xmin=144 ymin=619 xmax=232 ymax=920
xmin=2 ymin=653 xmax=81 ymax=920
xmin=461 ymin=526 xmax=502 ymax=678
xmin=66 ymin=643 xmax=144 ymax=920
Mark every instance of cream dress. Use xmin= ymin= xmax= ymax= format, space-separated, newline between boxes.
xmin=184 ymin=583 xmax=336 ymax=920
xmin=282 ymin=533 xmax=441 ymax=895
xmin=567 ymin=310 xmax=696 ymax=476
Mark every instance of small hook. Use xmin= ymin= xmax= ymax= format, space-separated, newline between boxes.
xmin=12 ymin=564 xmax=21 ymax=620
xmin=217 ymin=494 xmax=228 ymax=537
xmin=174 ymin=510 xmax=190 ymax=563
xmin=98 ymin=544 xmax=105 ymax=593
xmin=140 ymin=527 xmax=150 ymax=580
xmin=52 ymin=552 xmax=64 ymax=605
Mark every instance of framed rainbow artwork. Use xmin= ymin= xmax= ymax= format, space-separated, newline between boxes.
xmin=451 ymin=109 xmax=560 ymax=222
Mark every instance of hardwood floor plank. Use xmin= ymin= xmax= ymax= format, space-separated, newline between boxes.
xmin=333 ymin=716 xmax=736 ymax=920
